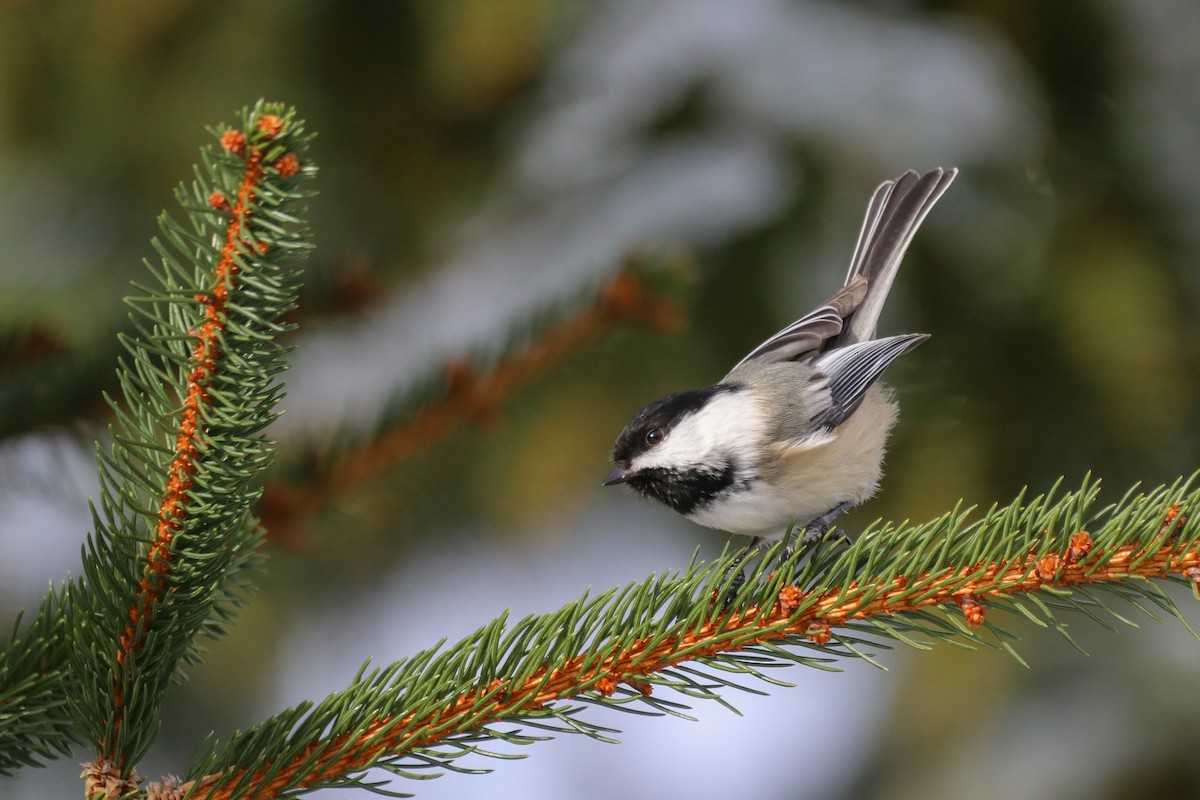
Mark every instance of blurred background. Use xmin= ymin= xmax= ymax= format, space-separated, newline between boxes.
xmin=2 ymin=1 xmax=1199 ymax=798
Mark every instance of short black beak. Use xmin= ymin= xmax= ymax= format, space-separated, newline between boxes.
xmin=602 ymin=465 xmax=630 ymax=486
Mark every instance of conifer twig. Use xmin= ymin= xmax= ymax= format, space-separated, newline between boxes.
xmin=175 ymin=476 xmax=1197 ymax=800
xmin=259 ymin=264 xmax=686 ymax=543
xmin=65 ymin=102 xmax=316 ymax=795
xmin=0 ymin=584 xmax=76 ymax=776
xmin=113 ymin=114 xmax=269 ymax=720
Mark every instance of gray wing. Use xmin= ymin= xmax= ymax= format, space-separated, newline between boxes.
xmin=838 ymin=168 xmax=957 ymax=346
xmin=808 ymin=334 xmax=928 ymax=429
xmin=725 ymin=277 xmax=867 ymax=373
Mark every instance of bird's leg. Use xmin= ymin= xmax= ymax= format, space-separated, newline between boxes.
xmin=799 ymin=501 xmax=852 ymax=547
xmin=722 ymin=536 xmax=763 ymax=606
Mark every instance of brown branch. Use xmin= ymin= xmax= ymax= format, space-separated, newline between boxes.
xmin=106 ymin=128 xmax=270 ymax=764
xmin=189 ymin=532 xmax=1199 ymax=800
xmin=259 ymin=265 xmax=686 ymax=547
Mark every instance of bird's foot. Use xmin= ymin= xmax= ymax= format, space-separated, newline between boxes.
xmin=799 ymin=501 xmax=853 ymax=547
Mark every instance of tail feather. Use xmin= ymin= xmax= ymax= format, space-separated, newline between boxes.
xmin=839 ymin=168 xmax=957 ymax=346
xmin=723 ymin=168 xmax=956 ymax=379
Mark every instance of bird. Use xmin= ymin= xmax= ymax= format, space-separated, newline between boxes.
xmin=603 ymin=167 xmax=957 ymax=563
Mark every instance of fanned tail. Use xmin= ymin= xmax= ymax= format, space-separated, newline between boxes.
xmin=838 ymin=167 xmax=958 ymax=346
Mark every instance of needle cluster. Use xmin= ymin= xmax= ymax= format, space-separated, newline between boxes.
xmin=177 ymin=475 xmax=1197 ymax=798
xmin=61 ymin=101 xmax=316 ymax=783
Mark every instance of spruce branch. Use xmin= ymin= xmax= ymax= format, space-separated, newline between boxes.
xmin=173 ymin=474 xmax=1197 ymax=799
xmin=259 ymin=259 xmax=688 ymax=545
xmin=65 ymin=101 xmax=316 ymax=787
xmin=0 ymin=583 xmax=76 ymax=775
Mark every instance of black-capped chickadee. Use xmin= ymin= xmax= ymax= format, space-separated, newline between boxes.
xmin=604 ymin=168 xmax=957 ymax=558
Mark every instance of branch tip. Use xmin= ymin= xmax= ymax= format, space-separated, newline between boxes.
xmin=219 ymin=129 xmax=246 ymax=154
xmin=256 ymin=114 xmax=285 ymax=138
xmin=274 ymin=153 xmax=300 ymax=177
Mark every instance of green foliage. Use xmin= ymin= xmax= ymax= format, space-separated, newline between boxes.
xmin=0 ymin=583 xmax=76 ymax=775
xmin=62 ymin=102 xmax=316 ymax=771
xmin=181 ymin=474 xmax=1199 ymax=798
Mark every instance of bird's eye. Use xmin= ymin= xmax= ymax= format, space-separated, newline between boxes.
xmin=645 ymin=428 xmax=665 ymax=446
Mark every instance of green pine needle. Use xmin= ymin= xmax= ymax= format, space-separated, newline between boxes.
xmin=65 ymin=101 xmax=316 ymax=773
xmin=177 ymin=473 xmax=1199 ymax=799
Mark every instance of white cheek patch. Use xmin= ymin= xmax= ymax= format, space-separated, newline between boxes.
xmin=631 ymin=391 xmax=766 ymax=472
